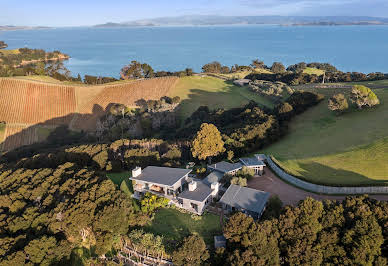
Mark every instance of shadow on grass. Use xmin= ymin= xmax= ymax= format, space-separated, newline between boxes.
xmin=296 ymin=161 xmax=388 ymax=186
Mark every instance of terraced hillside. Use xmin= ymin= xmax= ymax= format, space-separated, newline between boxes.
xmin=0 ymin=77 xmax=178 ymax=151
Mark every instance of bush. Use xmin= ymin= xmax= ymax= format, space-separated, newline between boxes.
xmin=328 ymin=93 xmax=349 ymax=114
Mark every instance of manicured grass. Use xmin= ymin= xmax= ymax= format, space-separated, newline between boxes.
xmin=303 ymin=67 xmax=325 ymax=76
xmin=144 ymin=208 xmax=222 ymax=246
xmin=262 ymin=83 xmax=388 ymax=185
xmin=169 ymin=76 xmax=274 ymax=119
xmin=106 ymin=171 xmax=131 ymax=187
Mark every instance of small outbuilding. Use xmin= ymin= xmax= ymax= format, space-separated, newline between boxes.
xmin=214 ymin=235 xmax=226 ymax=249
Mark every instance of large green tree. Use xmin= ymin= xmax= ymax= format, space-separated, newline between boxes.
xmin=350 ymin=85 xmax=380 ymax=109
xmin=172 ymin=235 xmax=209 ymax=266
xmin=191 ymin=123 xmax=225 ymax=163
xmin=120 ymin=60 xmax=154 ymax=79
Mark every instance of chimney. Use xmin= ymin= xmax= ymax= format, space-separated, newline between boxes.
xmin=211 ymin=182 xmax=219 ymax=196
xmin=189 ymin=181 xmax=197 ymax=191
xmin=132 ymin=167 xmax=142 ymax=178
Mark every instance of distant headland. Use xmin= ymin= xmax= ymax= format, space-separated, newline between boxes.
xmin=94 ymin=15 xmax=388 ymax=28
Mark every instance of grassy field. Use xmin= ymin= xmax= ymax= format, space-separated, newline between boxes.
xmin=303 ymin=67 xmax=325 ymax=76
xmin=106 ymin=171 xmax=131 ymax=187
xmin=0 ymin=49 xmax=20 ymax=56
xmin=262 ymin=81 xmax=388 ymax=186
xmin=169 ymin=76 xmax=274 ymax=118
xmin=144 ymin=208 xmax=222 ymax=246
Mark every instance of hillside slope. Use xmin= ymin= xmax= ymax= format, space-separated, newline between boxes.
xmin=0 ymin=77 xmax=178 ymax=151
xmin=263 ymin=82 xmax=388 ymax=185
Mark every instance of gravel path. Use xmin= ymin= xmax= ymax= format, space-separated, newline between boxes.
xmin=248 ymin=169 xmax=388 ymax=206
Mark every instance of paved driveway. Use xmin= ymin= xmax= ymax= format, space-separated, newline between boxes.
xmin=248 ymin=169 xmax=388 ymax=206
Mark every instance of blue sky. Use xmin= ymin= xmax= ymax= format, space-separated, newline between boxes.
xmin=2 ymin=0 xmax=387 ymax=26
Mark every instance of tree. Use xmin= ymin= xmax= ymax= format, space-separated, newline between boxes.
xmin=201 ymin=61 xmax=222 ymax=73
xmin=227 ymin=150 xmax=234 ymax=161
xmin=328 ymin=93 xmax=349 ymax=114
xmin=230 ymin=176 xmax=247 ymax=187
xmin=270 ymin=62 xmax=286 ymax=73
xmin=34 ymin=62 xmax=46 ymax=75
xmin=172 ymin=235 xmax=209 ymax=266
xmin=0 ymin=41 xmax=7 ymax=49
xmin=276 ymin=102 xmax=294 ymax=121
xmin=350 ymin=85 xmax=380 ymax=109
xmin=251 ymin=59 xmax=266 ymax=69
xmin=120 ymin=61 xmax=154 ymax=79
xmin=191 ymin=123 xmax=225 ymax=163
xmin=224 ymin=212 xmax=256 ymax=243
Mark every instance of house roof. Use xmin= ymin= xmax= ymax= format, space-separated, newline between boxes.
xmin=208 ymin=161 xmax=243 ymax=174
xmin=219 ymin=184 xmax=270 ymax=215
xmin=178 ymin=180 xmax=212 ymax=202
xmin=239 ymin=157 xmax=266 ymax=167
xmin=204 ymin=171 xmax=224 ymax=186
xmin=130 ymin=166 xmax=191 ymax=187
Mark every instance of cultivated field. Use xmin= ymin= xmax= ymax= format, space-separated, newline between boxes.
xmin=262 ymin=80 xmax=388 ymax=185
xmin=0 ymin=76 xmax=178 ymax=151
xmin=169 ymin=76 xmax=274 ymax=118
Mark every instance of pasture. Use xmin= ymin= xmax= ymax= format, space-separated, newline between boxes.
xmin=169 ymin=76 xmax=274 ymax=118
xmin=262 ymin=81 xmax=388 ymax=186
xmin=303 ymin=67 xmax=325 ymax=76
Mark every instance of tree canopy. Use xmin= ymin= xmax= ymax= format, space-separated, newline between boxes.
xmin=351 ymin=85 xmax=380 ymax=109
xmin=172 ymin=235 xmax=210 ymax=266
xmin=191 ymin=123 xmax=225 ymax=162
xmin=328 ymin=93 xmax=349 ymax=114
xmin=120 ymin=60 xmax=154 ymax=79
xmin=270 ymin=62 xmax=286 ymax=73
xmin=223 ymin=196 xmax=388 ymax=265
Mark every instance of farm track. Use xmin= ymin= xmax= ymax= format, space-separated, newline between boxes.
xmin=0 ymin=77 xmax=178 ymax=151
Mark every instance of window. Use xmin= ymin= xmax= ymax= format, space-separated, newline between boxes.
xmin=191 ymin=203 xmax=198 ymax=211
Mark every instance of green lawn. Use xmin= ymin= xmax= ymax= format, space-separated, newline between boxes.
xmin=106 ymin=171 xmax=131 ymax=187
xmin=144 ymin=208 xmax=222 ymax=246
xmin=169 ymin=76 xmax=274 ymax=119
xmin=303 ymin=67 xmax=325 ymax=76
xmin=262 ymin=83 xmax=388 ymax=186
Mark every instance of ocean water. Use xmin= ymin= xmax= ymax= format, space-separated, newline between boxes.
xmin=1 ymin=25 xmax=388 ymax=78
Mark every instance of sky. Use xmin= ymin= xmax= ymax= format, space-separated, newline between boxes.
xmin=1 ymin=0 xmax=388 ymax=27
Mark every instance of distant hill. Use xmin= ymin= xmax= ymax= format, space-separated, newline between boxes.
xmin=95 ymin=15 xmax=388 ymax=27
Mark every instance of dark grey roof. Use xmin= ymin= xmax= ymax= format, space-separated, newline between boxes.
xmin=214 ymin=235 xmax=226 ymax=248
xmin=130 ymin=166 xmax=191 ymax=186
xmin=178 ymin=181 xmax=212 ymax=202
xmin=239 ymin=157 xmax=266 ymax=167
xmin=204 ymin=171 xmax=224 ymax=185
xmin=208 ymin=161 xmax=243 ymax=173
xmin=220 ymin=184 xmax=270 ymax=215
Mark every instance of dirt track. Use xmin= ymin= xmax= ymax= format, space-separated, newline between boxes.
xmin=248 ymin=169 xmax=388 ymax=206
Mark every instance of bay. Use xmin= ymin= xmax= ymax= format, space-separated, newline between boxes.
xmin=1 ymin=25 xmax=388 ymax=78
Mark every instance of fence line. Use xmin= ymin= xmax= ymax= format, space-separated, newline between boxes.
xmin=266 ymin=156 xmax=388 ymax=195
